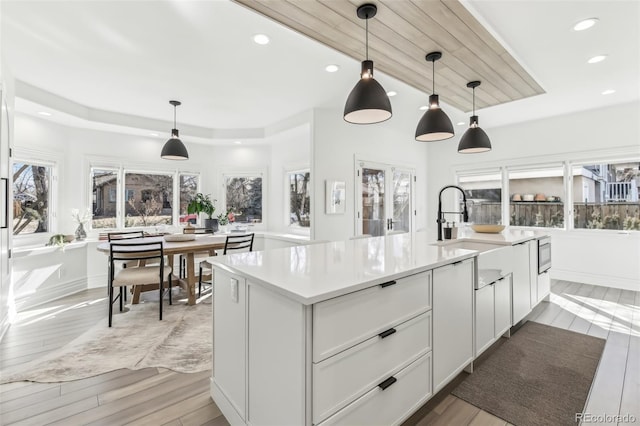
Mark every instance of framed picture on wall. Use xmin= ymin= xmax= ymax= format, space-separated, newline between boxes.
xmin=326 ymin=180 xmax=346 ymax=214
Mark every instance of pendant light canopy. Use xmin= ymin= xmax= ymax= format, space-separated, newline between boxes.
xmin=161 ymin=100 xmax=189 ymax=160
xmin=458 ymin=81 xmax=492 ymax=154
xmin=415 ymin=52 xmax=454 ymax=142
xmin=343 ymin=4 xmax=392 ymax=124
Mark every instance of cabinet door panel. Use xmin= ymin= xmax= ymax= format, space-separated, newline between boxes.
xmin=213 ymin=270 xmax=246 ymax=419
xmin=433 ymin=259 xmax=473 ymax=393
xmin=512 ymin=242 xmax=531 ymax=324
xmin=475 ymin=285 xmax=494 ymax=357
xmin=494 ymin=275 xmax=512 ymax=337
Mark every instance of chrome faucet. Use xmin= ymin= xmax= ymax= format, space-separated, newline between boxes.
xmin=437 ymin=185 xmax=469 ymax=241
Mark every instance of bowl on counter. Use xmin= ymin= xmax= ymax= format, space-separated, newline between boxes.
xmin=471 ymin=224 xmax=505 ymax=234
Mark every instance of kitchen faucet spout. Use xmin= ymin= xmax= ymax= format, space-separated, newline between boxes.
xmin=437 ymin=185 xmax=469 ymax=241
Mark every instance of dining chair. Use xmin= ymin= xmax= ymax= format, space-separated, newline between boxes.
xmin=108 ymin=240 xmax=173 ymax=327
xmin=179 ymin=227 xmax=213 ymax=278
xmin=198 ymin=233 xmax=255 ymax=297
xmin=106 ymin=231 xmax=145 ymax=302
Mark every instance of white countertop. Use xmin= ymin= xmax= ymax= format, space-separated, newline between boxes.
xmin=435 ymin=227 xmax=547 ymax=246
xmin=209 ymin=232 xmax=477 ymax=305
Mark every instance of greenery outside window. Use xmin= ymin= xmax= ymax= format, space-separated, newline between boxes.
xmin=224 ymin=174 xmax=263 ymax=224
xmin=288 ymin=170 xmax=310 ymax=229
xmin=179 ymin=174 xmax=198 ymax=224
xmin=92 ymin=168 xmax=118 ymax=229
xmin=13 ymin=161 xmax=52 ymax=235
xmin=124 ymin=172 xmax=173 ymax=228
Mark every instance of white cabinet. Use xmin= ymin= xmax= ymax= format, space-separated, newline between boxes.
xmin=432 ymin=259 xmax=474 ymax=393
xmin=494 ymin=275 xmax=512 ymax=336
xmin=212 ymin=270 xmax=247 ymax=421
xmin=512 ymin=241 xmax=532 ymax=324
xmin=537 ymin=270 xmax=551 ymax=303
xmin=474 ymin=284 xmax=495 ymax=356
xmin=474 ymin=274 xmax=512 ymax=358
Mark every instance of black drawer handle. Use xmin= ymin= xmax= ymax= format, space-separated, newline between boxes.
xmin=378 ymin=376 xmax=397 ymax=390
xmin=378 ymin=328 xmax=396 ymax=339
xmin=380 ymin=280 xmax=397 ymax=288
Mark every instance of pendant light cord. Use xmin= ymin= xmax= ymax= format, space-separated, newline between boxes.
xmin=472 ymin=86 xmax=476 ymax=115
xmin=173 ymin=105 xmax=177 ymax=128
xmin=365 ymin=16 xmax=369 ymax=61
xmin=432 ymin=59 xmax=435 ymax=93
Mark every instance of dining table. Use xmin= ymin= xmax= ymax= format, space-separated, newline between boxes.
xmin=96 ymin=234 xmax=227 ymax=305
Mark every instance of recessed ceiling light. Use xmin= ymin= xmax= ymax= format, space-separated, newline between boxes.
xmin=234 ymin=140 xmax=242 ymax=145
xmin=457 ymin=121 xmax=465 ymax=126
xmin=38 ymin=111 xmax=52 ymax=116
xmin=418 ymin=105 xmax=428 ymax=111
xmin=325 ymin=64 xmax=339 ymax=73
xmin=150 ymin=132 xmax=159 ymax=137
xmin=253 ymin=34 xmax=270 ymax=45
xmin=601 ymin=89 xmax=616 ymax=95
xmin=386 ymin=91 xmax=397 ymax=97
xmin=573 ymin=18 xmax=598 ymax=31
xmin=587 ymin=55 xmax=607 ymax=64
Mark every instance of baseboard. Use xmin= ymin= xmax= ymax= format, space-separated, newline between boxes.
xmin=551 ymin=269 xmax=639 ymax=292
xmin=14 ymin=278 xmax=87 ymax=312
xmin=210 ymin=378 xmax=243 ymax=425
xmin=87 ymin=273 xmax=107 ymax=289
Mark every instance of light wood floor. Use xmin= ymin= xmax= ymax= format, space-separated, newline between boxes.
xmin=1 ymin=280 xmax=638 ymax=425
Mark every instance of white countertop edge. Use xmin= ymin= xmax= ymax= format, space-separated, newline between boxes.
xmin=207 ymin=251 xmax=477 ymax=305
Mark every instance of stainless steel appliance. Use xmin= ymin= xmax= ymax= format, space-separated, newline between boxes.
xmin=538 ymin=236 xmax=552 ymax=274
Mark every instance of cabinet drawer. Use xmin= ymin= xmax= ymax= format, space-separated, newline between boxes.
xmin=313 ymin=311 xmax=431 ymax=424
xmin=313 ymin=271 xmax=431 ymax=362
xmin=317 ymin=352 xmax=432 ymax=426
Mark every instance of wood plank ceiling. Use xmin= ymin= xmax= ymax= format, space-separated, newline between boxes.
xmin=232 ymin=0 xmax=545 ymax=112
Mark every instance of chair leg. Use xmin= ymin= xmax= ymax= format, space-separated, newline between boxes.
xmin=119 ymin=287 xmax=124 ymax=311
xmin=109 ymin=285 xmax=114 ymax=327
xmin=198 ymin=265 xmax=203 ymax=298
xmin=123 ymin=286 xmax=127 ymax=302
xmin=159 ymin=275 xmax=163 ymax=321
xmin=169 ymin=274 xmax=172 ymax=305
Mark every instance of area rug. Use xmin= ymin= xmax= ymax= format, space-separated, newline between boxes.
xmin=452 ymin=321 xmax=605 ymax=426
xmin=0 ymin=296 xmax=212 ymax=384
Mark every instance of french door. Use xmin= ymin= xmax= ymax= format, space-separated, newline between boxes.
xmin=356 ymin=161 xmax=414 ymax=237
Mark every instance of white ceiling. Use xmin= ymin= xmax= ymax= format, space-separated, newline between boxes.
xmin=2 ymin=0 xmax=639 ymax=142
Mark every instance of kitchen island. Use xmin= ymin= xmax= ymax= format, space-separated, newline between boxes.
xmin=208 ymin=230 xmax=548 ymax=425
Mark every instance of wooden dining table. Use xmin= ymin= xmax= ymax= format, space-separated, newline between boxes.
xmin=97 ymin=235 xmax=227 ymax=305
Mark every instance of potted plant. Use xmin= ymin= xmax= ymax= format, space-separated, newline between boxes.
xmin=187 ymin=193 xmax=218 ymax=231
xmin=217 ymin=208 xmax=235 ymax=233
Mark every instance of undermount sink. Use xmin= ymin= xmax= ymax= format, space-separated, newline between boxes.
xmin=433 ymin=240 xmax=514 ymax=288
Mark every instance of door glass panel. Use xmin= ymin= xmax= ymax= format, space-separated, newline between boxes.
xmin=362 ymin=168 xmax=385 ymax=236
xmin=392 ymin=170 xmax=411 ymax=232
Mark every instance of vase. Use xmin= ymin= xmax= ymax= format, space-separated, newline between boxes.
xmin=75 ymin=223 xmax=87 ymax=241
xmin=219 ymin=224 xmax=228 ymax=233
xmin=204 ymin=218 xmax=219 ymax=233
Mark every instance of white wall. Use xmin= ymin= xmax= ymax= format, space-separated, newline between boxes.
xmin=312 ymin=108 xmax=429 ymax=242
xmin=427 ymin=101 xmax=640 ymax=290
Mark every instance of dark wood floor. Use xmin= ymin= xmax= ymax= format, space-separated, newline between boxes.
xmin=0 ymin=280 xmax=638 ymax=425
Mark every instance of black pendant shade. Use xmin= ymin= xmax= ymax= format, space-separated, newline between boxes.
xmin=343 ymin=4 xmax=392 ymax=124
xmin=458 ymin=81 xmax=492 ymax=154
xmin=415 ymin=52 xmax=454 ymax=141
xmin=161 ymin=100 xmax=189 ymax=160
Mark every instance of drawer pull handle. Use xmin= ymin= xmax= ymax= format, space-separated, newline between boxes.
xmin=378 ymin=328 xmax=397 ymax=339
xmin=378 ymin=376 xmax=397 ymax=390
xmin=380 ymin=280 xmax=397 ymax=288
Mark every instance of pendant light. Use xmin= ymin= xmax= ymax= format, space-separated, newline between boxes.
xmin=343 ymin=3 xmax=392 ymax=124
xmin=161 ymin=100 xmax=189 ymax=160
xmin=415 ymin=52 xmax=454 ymax=141
xmin=458 ymin=81 xmax=492 ymax=153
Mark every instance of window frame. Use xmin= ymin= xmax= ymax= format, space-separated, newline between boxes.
xmin=285 ymin=167 xmax=311 ymax=235
xmin=220 ymin=169 xmax=266 ymax=230
xmin=12 ymin=151 xmax=58 ymax=242
xmin=454 ymin=152 xmax=640 ymax=234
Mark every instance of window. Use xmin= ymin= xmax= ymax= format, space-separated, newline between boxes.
xmin=509 ymin=166 xmax=565 ymax=228
xmin=288 ymin=170 xmax=310 ymax=228
xmin=124 ymin=172 xmax=173 ymax=228
xmin=225 ymin=174 xmax=263 ymax=223
xmin=179 ymin=174 xmax=198 ymax=224
xmin=12 ymin=161 xmax=52 ymax=235
xmin=92 ymin=168 xmax=117 ymax=229
xmin=573 ymin=161 xmax=640 ymax=230
xmin=459 ymin=171 xmax=502 ymax=225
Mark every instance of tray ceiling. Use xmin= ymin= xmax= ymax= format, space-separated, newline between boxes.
xmin=232 ymin=0 xmax=545 ymax=112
